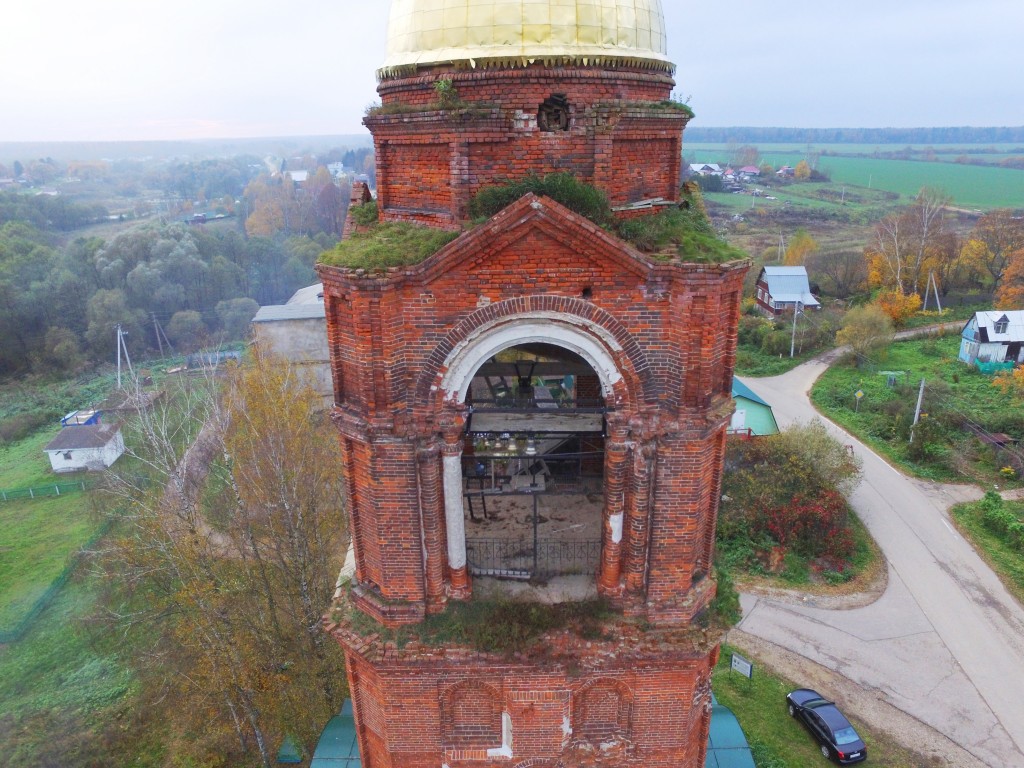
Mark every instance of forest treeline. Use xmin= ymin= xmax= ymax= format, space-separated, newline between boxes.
xmin=0 ymin=145 xmax=376 ymax=385
xmin=686 ymin=126 xmax=1024 ymax=145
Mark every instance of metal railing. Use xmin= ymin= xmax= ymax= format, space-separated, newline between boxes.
xmin=0 ymin=480 xmax=89 ymax=502
xmin=465 ymin=537 xmax=602 ymax=581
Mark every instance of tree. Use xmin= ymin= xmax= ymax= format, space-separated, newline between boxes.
xmin=216 ymin=297 xmax=260 ymax=340
xmin=730 ymin=145 xmax=760 ymax=168
xmin=101 ymin=352 xmax=347 ymax=766
xmin=794 ymin=160 xmax=812 ymax=180
xmin=971 ymin=209 xmax=1024 ymax=284
xmin=996 ymin=248 xmax=1024 ymax=309
xmin=875 ymin=288 xmax=922 ymax=327
xmin=835 ymin=304 xmax=894 ymax=365
xmin=865 ymin=187 xmax=951 ymax=296
xmin=783 ymin=228 xmax=819 ymax=266
xmin=807 ymin=249 xmax=868 ymax=298
xmin=166 ymin=310 xmax=207 ymax=350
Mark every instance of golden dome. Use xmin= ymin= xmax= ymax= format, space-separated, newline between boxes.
xmin=380 ymin=0 xmax=673 ymax=77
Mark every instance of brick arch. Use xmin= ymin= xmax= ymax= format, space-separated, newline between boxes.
xmin=416 ymin=295 xmax=654 ymax=408
xmin=572 ymin=678 xmax=633 ymax=742
xmin=513 ymin=760 xmax=559 ymax=768
xmin=440 ymin=680 xmax=503 ymax=748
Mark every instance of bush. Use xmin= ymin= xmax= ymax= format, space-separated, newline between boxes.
xmin=0 ymin=412 xmax=49 ymax=444
xmin=470 ymin=172 xmax=612 ymax=225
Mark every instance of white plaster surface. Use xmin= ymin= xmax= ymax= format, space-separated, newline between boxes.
xmin=443 ymin=453 xmax=468 ymax=569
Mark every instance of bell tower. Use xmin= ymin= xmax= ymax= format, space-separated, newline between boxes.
xmin=318 ymin=2 xmax=748 ymax=766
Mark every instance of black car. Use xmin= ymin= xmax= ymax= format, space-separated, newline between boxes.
xmin=786 ymin=688 xmax=868 ymax=764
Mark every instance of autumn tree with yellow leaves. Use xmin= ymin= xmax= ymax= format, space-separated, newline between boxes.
xmin=865 ymin=187 xmax=952 ymax=297
xmin=101 ymin=353 xmax=347 ymax=766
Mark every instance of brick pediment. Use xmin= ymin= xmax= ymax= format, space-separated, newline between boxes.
xmin=413 ymin=193 xmax=653 ymax=287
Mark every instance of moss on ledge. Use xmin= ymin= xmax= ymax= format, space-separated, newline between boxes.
xmin=617 ymin=191 xmax=747 ymax=264
xmin=319 ymin=221 xmax=460 ymax=271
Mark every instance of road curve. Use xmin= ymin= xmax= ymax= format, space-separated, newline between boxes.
xmin=735 ymin=357 xmax=1024 ymax=768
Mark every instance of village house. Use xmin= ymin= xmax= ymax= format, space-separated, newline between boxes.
xmin=754 ymin=265 xmax=821 ymax=316
xmin=959 ymin=310 xmax=1024 ymax=369
xmin=44 ymin=417 xmax=124 ymax=473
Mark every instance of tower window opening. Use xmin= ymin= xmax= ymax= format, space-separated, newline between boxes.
xmin=538 ymin=94 xmax=572 ymax=132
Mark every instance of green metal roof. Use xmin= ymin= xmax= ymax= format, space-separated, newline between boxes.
xmin=706 ymin=694 xmax=757 ymax=768
xmin=276 ymin=734 xmax=303 ymax=764
xmin=731 ymin=379 xmax=769 ymax=408
xmin=310 ymin=700 xmax=362 ymax=767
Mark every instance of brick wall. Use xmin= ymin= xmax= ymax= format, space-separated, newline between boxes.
xmin=335 ymin=626 xmax=720 ymax=768
xmin=367 ymin=65 xmax=687 ymax=225
xmin=318 ymin=194 xmax=748 ymax=626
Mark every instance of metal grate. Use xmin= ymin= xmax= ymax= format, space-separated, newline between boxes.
xmin=465 ymin=537 xmax=602 ymax=580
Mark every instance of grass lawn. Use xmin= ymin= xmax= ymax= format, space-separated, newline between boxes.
xmin=951 ymin=498 xmax=1024 ymax=606
xmin=810 ymin=335 xmax=1024 ymax=485
xmin=0 ymin=572 xmax=167 ymax=767
xmin=0 ymin=493 xmax=99 ymax=631
xmin=0 ymin=426 xmax=70 ymax=490
xmin=735 ymin=346 xmax=819 ymax=377
xmin=713 ymin=643 xmax=923 ymax=767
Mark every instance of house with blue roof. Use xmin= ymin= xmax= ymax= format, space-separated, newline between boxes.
xmin=754 ymin=266 xmax=821 ymax=317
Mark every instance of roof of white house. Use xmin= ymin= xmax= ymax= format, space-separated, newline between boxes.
xmin=759 ymin=266 xmax=821 ymax=307
xmin=253 ymin=283 xmax=327 ymax=323
xmin=689 ymin=163 xmax=722 ymax=173
xmin=963 ymin=310 xmax=1024 ymax=342
xmin=45 ymin=423 xmax=120 ymax=451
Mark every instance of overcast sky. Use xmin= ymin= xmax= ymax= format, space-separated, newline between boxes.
xmin=1 ymin=0 xmax=1021 ymax=142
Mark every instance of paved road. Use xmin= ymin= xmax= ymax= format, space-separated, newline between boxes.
xmin=736 ymin=356 xmax=1024 ymax=768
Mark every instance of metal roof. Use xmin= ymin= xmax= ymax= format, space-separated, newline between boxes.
xmin=380 ymin=0 xmax=673 ymax=77
xmin=731 ymin=379 xmax=769 ymax=408
xmin=252 ymin=303 xmax=326 ymax=323
xmin=310 ymin=701 xmax=361 ymax=767
xmin=759 ymin=266 xmax=820 ymax=307
xmin=964 ymin=310 xmax=1024 ymax=342
xmin=705 ymin=695 xmax=757 ymax=768
xmin=44 ymin=423 xmax=120 ymax=451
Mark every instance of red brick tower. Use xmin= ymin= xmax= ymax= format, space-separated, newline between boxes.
xmin=318 ymin=2 xmax=748 ymax=766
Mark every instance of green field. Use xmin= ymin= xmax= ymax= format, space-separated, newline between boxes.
xmin=688 ymin=144 xmax=1024 ymax=209
xmin=0 ymin=426 xmax=66 ymax=490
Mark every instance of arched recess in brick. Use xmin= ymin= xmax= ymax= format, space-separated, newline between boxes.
xmin=513 ymin=760 xmax=558 ymax=768
xmin=572 ymin=678 xmax=633 ymax=742
xmin=417 ymin=296 xmax=654 ymax=409
xmin=440 ymin=680 xmax=504 ymax=749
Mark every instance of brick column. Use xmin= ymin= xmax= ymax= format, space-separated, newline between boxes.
xmin=441 ymin=435 xmax=472 ymax=599
xmin=417 ymin=438 xmax=447 ymax=613
xmin=598 ymin=429 xmax=630 ymax=595
xmin=624 ymin=441 xmax=656 ymax=595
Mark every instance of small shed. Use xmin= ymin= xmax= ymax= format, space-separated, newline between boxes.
xmin=959 ymin=310 xmax=1024 ymax=369
xmin=44 ymin=422 xmax=124 ymax=473
xmin=730 ymin=379 xmax=780 ymax=436
xmin=754 ymin=266 xmax=820 ymax=316
xmin=705 ymin=694 xmax=757 ymax=768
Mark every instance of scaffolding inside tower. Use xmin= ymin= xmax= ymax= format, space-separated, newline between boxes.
xmin=461 ymin=344 xmax=607 ymax=581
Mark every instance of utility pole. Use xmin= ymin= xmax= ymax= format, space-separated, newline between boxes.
xmin=910 ymin=378 xmax=926 ymax=443
xmin=152 ymin=313 xmax=164 ymax=358
xmin=790 ymin=300 xmax=802 ymax=358
xmin=116 ymin=325 xmax=134 ymax=390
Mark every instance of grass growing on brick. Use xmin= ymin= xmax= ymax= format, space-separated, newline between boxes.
xmin=952 ymin=496 xmax=1024 ymax=605
xmin=470 ymin=172 xmax=613 ymax=226
xmin=319 ymin=221 xmax=460 ymax=271
xmin=617 ymin=204 xmax=747 ymax=264
xmin=346 ymin=595 xmax=616 ymax=655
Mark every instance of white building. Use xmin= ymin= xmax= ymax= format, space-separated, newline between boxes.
xmin=44 ymin=422 xmax=125 ymax=473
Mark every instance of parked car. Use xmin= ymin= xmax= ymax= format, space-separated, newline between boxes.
xmin=786 ymin=688 xmax=867 ymax=764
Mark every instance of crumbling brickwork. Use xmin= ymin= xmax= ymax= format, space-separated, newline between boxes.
xmin=323 ymin=11 xmax=747 ymax=766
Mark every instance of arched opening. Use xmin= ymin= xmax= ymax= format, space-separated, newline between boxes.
xmin=460 ymin=341 xmax=607 ymax=584
xmin=435 ymin=312 xmax=637 ymax=601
